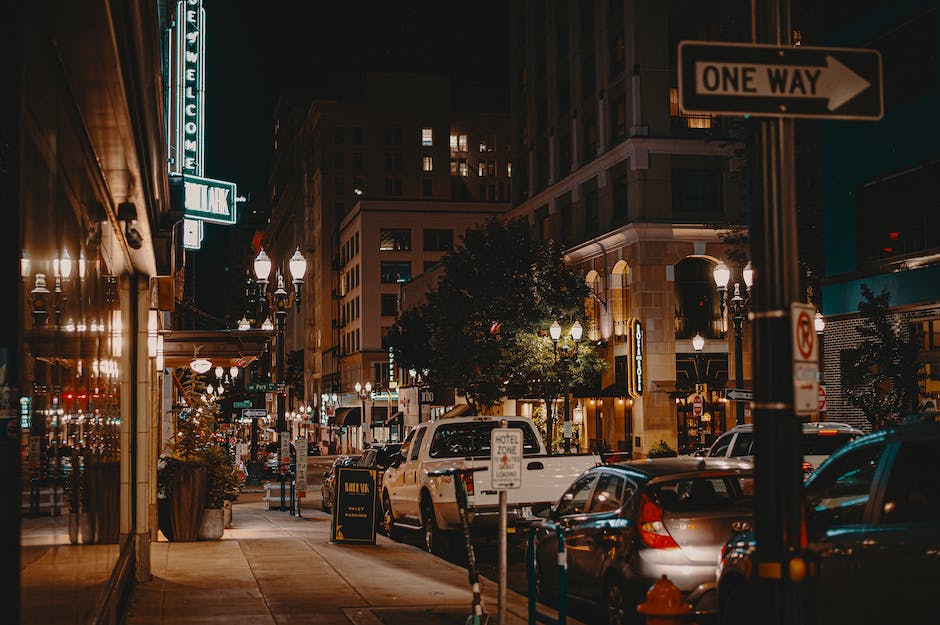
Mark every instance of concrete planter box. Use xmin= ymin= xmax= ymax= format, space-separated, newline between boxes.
xmin=198 ymin=507 xmax=225 ymax=540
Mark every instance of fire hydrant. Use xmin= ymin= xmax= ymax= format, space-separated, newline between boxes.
xmin=636 ymin=575 xmax=693 ymax=625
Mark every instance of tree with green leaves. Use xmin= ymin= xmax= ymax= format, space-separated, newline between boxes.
xmin=389 ymin=217 xmax=606 ymax=444
xmin=845 ymin=284 xmax=924 ymax=431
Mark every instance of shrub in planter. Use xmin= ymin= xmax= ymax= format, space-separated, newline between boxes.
xmin=647 ymin=439 xmax=678 ymax=458
xmin=157 ymin=368 xmax=233 ymax=541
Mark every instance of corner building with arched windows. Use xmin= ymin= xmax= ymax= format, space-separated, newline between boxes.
xmin=506 ymin=0 xmax=751 ymax=456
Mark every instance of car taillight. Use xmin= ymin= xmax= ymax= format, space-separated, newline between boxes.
xmin=462 ymin=472 xmax=475 ymax=496
xmin=639 ymin=492 xmax=678 ymax=549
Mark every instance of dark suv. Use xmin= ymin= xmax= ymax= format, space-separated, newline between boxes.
xmin=717 ymin=420 xmax=940 ymax=625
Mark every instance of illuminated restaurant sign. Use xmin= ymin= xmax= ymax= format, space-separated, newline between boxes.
xmin=172 ymin=0 xmax=205 ymax=176
xmin=183 ymin=174 xmax=237 ymax=225
xmin=628 ymin=318 xmax=643 ymax=398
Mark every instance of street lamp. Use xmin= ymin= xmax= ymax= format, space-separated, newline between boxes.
xmin=253 ymin=247 xmax=306 ymax=433
xmin=354 ymin=381 xmax=372 ymax=449
xmin=714 ymin=260 xmax=753 ymax=425
xmin=549 ymin=319 xmax=583 ymax=454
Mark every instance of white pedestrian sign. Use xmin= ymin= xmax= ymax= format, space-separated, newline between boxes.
xmin=491 ymin=428 xmax=522 ymax=490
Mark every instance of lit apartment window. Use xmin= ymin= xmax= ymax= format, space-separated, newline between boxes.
xmin=479 ymin=162 xmax=486 ymax=177
xmin=487 ymin=160 xmax=496 ymax=176
xmin=450 ymin=158 xmax=458 ymax=175
xmin=479 ymin=134 xmax=495 ymax=152
xmin=669 ymin=87 xmax=714 ymax=129
xmin=380 ymin=228 xmax=411 ymax=252
xmin=458 ymin=160 xmax=469 ymax=176
xmin=422 ymin=127 xmax=433 ymax=146
xmin=450 ymin=132 xmax=468 ymax=151
xmin=507 ymin=162 xmax=512 ymax=177
xmin=381 ymin=261 xmax=411 ymax=283
xmin=422 ymin=155 xmax=433 ymax=172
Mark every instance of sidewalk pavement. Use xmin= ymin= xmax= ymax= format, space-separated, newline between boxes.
xmin=125 ymin=497 xmax=584 ymax=625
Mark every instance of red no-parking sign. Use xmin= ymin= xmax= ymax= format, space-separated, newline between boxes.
xmin=791 ymin=303 xmax=820 ymax=416
xmin=818 ymin=385 xmax=827 ymax=412
xmin=692 ymin=394 xmax=705 ymax=418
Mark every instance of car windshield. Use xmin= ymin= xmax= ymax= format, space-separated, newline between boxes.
xmin=647 ymin=476 xmax=753 ymax=511
xmin=801 ymin=432 xmax=858 ymax=456
xmin=427 ymin=421 xmax=541 ymax=458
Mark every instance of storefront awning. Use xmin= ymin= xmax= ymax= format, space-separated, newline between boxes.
xmin=334 ymin=406 xmax=361 ymax=426
xmin=573 ymin=383 xmax=628 ymax=398
xmin=160 ymin=329 xmax=275 ymax=369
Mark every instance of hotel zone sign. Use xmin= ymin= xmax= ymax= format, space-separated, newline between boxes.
xmin=678 ymin=41 xmax=883 ymax=120
xmin=491 ymin=428 xmax=523 ymax=490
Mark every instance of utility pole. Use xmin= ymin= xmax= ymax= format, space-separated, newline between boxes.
xmin=750 ymin=1 xmax=806 ymax=623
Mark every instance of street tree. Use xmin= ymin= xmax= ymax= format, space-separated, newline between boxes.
xmin=845 ymin=284 xmax=924 ymax=431
xmin=389 ymin=217 xmax=606 ymax=432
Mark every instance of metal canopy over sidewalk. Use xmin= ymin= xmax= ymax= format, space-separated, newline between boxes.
xmin=160 ymin=329 xmax=274 ymax=368
xmin=334 ymin=406 xmax=362 ymax=426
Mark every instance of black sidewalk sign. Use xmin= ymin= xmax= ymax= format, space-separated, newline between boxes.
xmin=679 ymin=40 xmax=883 ymax=120
xmin=330 ymin=466 xmax=377 ymax=544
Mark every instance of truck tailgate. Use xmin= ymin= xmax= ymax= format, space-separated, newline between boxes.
xmin=469 ymin=453 xmax=599 ymax=507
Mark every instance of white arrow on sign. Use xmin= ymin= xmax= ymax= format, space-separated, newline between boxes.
xmin=725 ymin=388 xmax=753 ymax=402
xmin=243 ymin=408 xmax=267 ymax=418
xmin=695 ymin=55 xmax=871 ymax=111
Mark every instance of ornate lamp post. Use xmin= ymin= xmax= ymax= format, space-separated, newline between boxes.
xmin=253 ymin=247 xmax=306 ymax=434
xmin=549 ymin=319 xmax=583 ymax=454
xmin=714 ymin=260 xmax=753 ymax=425
xmin=354 ymin=381 xmax=372 ymax=449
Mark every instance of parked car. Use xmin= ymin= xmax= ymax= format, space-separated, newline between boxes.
xmin=534 ymin=457 xmax=754 ymax=624
xmin=381 ymin=415 xmax=600 ymax=555
xmin=704 ymin=422 xmax=864 ymax=478
xmin=320 ymin=455 xmax=357 ymax=513
xmin=357 ymin=443 xmax=403 ymax=529
xmin=716 ymin=419 xmax=940 ymax=625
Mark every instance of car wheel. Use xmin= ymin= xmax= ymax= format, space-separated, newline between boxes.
xmin=421 ymin=500 xmax=448 ymax=556
xmin=382 ymin=493 xmax=401 ymax=541
xmin=603 ymin=577 xmax=630 ymax=625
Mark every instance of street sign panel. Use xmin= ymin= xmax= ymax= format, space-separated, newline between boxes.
xmin=679 ymin=41 xmax=883 ymax=120
xmin=279 ymin=432 xmax=290 ymax=466
xmin=233 ymin=400 xmax=251 ymax=409
xmin=242 ymin=408 xmax=267 ymax=418
xmin=246 ymin=382 xmax=277 ymax=393
xmin=692 ymin=394 xmax=705 ymax=418
xmin=725 ymin=388 xmax=753 ymax=402
xmin=491 ymin=428 xmax=523 ymax=490
xmin=791 ymin=302 xmax=820 ymax=416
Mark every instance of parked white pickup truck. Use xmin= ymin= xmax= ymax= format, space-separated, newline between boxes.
xmin=381 ymin=415 xmax=600 ymax=554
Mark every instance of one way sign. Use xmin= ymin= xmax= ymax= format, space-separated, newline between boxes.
xmin=679 ymin=41 xmax=883 ymax=120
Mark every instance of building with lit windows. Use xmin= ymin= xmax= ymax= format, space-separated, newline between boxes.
xmin=267 ymin=73 xmax=510 ymax=448
xmin=506 ymin=0 xmax=752 ymax=455
xmin=806 ymin=0 xmax=940 ymax=429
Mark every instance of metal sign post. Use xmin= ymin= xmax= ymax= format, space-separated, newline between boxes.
xmin=491 ymin=420 xmax=522 ymax=625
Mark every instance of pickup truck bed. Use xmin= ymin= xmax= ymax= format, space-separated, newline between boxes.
xmin=382 ymin=415 xmax=599 ymax=549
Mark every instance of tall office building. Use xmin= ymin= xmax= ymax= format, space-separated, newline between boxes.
xmin=267 ymin=73 xmax=511 ymax=445
xmin=506 ymin=0 xmax=751 ymax=454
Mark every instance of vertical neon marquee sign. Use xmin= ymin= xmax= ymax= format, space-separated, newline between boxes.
xmin=171 ymin=0 xmax=205 ymax=176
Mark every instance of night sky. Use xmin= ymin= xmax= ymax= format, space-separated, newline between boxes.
xmin=193 ymin=1 xmax=509 ymax=318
